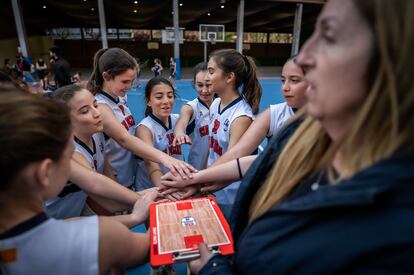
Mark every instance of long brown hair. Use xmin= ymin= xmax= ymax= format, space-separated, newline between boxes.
xmin=249 ymin=0 xmax=414 ymax=221
xmin=210 ymin=49 xmax=262 ymax=114
xmin=87 ymin=47 xmax=137 ymax=95
xmin=0 ymin=89 xmax=71 ymax=190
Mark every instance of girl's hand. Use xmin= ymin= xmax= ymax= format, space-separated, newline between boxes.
xmin=160 ymin=155 xmax=197 ymax=180
xmin=200 ymin=181 xmax=229 ymax=194
xmin=172 ymin=133 xmax=192 ymax=146
xmin=159 ymin=185 xmax=199 ymax=200
xmin=160 ymin=171 xmax=196 ymax=188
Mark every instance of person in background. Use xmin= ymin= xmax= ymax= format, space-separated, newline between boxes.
xmin=151 ymin=58 xmax=163 ymax=77
xmin=3 ymin=59 xmax=14 ymax=77
xmin=49 ymin=45 xmax=71 ymax=88
xmin=36 ymin=58 xmax=47 ymax=82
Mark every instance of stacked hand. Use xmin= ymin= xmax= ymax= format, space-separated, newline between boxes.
xmin=172 ymin=133 xmax=192 ymax=146
xmin=130 ymin=187 xmax=162 ymax=223
xmin=160 ymin=155 xmax=197 ymax=181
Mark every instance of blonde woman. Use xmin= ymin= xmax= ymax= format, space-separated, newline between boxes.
xmin=188 ymin=0 xmax=414 ymax=274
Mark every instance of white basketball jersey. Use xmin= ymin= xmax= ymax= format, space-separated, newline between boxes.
xmin=207 ymin=97 xmax=254 ymax=206
xmin=0 ymin=213 xmax=99 ymax=275
xmin=135 ymin=114 xmax=183 ymax=190
xmin=267 ymin=102 xmax=295 ymax=138
xmin=74 ymin=133 xmax=106 ymax=174
xmin=44 ymin=134 xmax=107 ymax=219
xmin=185 ymin=98 xmax=210 ymax=170
xmin=96 ymin=91 xmax=137 ymax=188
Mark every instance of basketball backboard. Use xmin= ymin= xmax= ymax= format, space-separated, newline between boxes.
xmin=199 ymin=24 xmax=225 ymax=42
xmin=162 ymin=27 xmax=185 ymax=44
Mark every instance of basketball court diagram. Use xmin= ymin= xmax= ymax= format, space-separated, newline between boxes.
xmin=155 ymin=198 xmax=231 ymax=254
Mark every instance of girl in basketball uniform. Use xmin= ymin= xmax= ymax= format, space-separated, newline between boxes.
xmin=88 ymin=48 xmax=195 ymax=189
xmin=205 ymin=49 xmax=262 ymax=212
xmin=46 ymin=84 xmax=159 ymax=219
xmin=135 ymin=77 xmax=184 ymax=191
xmin=152 ymin=58 xmax=163 ymax=77
xmin=210 ymin=56 xmax=308 ymax=166
xmin=0 ymin=89 xmax=158 ymax=274
xmin=173 ymin=62 xmax=213 ymax=170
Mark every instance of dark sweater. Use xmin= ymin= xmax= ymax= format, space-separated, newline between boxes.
xmin=201 ymin=120 xmax=414 ymax=275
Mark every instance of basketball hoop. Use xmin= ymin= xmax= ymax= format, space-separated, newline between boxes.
xmin=199 ymin=24 xmax=225 ymax=62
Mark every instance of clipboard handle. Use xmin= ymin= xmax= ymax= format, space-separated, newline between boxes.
xmin=173 ymin=246 xmax=220 ymax=261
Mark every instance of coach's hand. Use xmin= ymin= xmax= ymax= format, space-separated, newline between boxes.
xmin=189 ymin=244 xmax=214 ymax=275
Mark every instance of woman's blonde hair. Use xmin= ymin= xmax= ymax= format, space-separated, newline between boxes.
xmin=249 ymin=0 xmax=414 ymax=221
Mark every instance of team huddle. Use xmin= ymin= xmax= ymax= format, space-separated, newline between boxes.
xmin=0 ymin=46 xmax=305 ymax=274
xmin=2 ymin=0 xmax=414 ymax=274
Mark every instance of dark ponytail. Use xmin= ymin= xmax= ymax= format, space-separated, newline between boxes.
xmin=241 ymin=55 xmax=262 ymax=114
xmin=87 ymin=47 xmax=137 ymax=95
xmin=210 ymin=49 xmax=262 ymax=114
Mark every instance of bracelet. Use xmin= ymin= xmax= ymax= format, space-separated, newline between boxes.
xmin=149 ymin=169 xmax=162 ymax=178
xmin=236 ymin=158 xmax=243 ymax=180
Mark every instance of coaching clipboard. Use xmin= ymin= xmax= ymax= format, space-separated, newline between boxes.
xmin=149 ymin=197 xmax=234 ymax=266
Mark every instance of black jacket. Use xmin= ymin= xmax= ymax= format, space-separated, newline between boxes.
xmin=201 ymin=121 xmax=414 ymax=275
xmin=52 ymin=57 xmax=71 ymax=87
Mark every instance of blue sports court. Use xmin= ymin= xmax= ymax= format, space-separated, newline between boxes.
xmin=128 ymin=79 xmax=285 ymax=123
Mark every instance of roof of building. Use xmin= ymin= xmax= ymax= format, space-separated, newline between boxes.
xmin=1 ymin=0 xmax=325 ymax=39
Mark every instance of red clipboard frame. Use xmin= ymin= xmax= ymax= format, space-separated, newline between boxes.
xmin=150 ymin=197 xmax=234 ymax=266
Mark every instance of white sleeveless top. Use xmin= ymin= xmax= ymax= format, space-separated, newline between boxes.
xmin=207 ymin=97 xmax=254 ymax=206
xmin=96 ymin=91 xmax=137 ymax=188
xmin=74 ymin=133 xmax=106 ymax=174
xmin=44 ymin=135 xmax=105 ymax=219
xmin=185 ymin=98 xmax=210 ymax=170
xmin=267 ymin=102 xmax=295 ymax=138
xmin=135 ymin=114 xmax=183 ymax=191
xmin=0 ymin=213 xmax=99 ymax=275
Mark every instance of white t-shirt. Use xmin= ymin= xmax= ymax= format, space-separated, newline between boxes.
xmin=267 ymin=102 xmax=295 ymax=138
xmin=207 ymin=97 xmax=254 ymax=206
xmin=135 ymin=114 xmax=184 ymax=190
xmin=96 ymin=91 xmax=137 ymax=188
xmin=44 ymin=134 xmax=105 ymax=219
xmin=185 ymin=97 xmax=210 ymax=170
xmin=0 ymin=213 xmax=99 ymax=275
